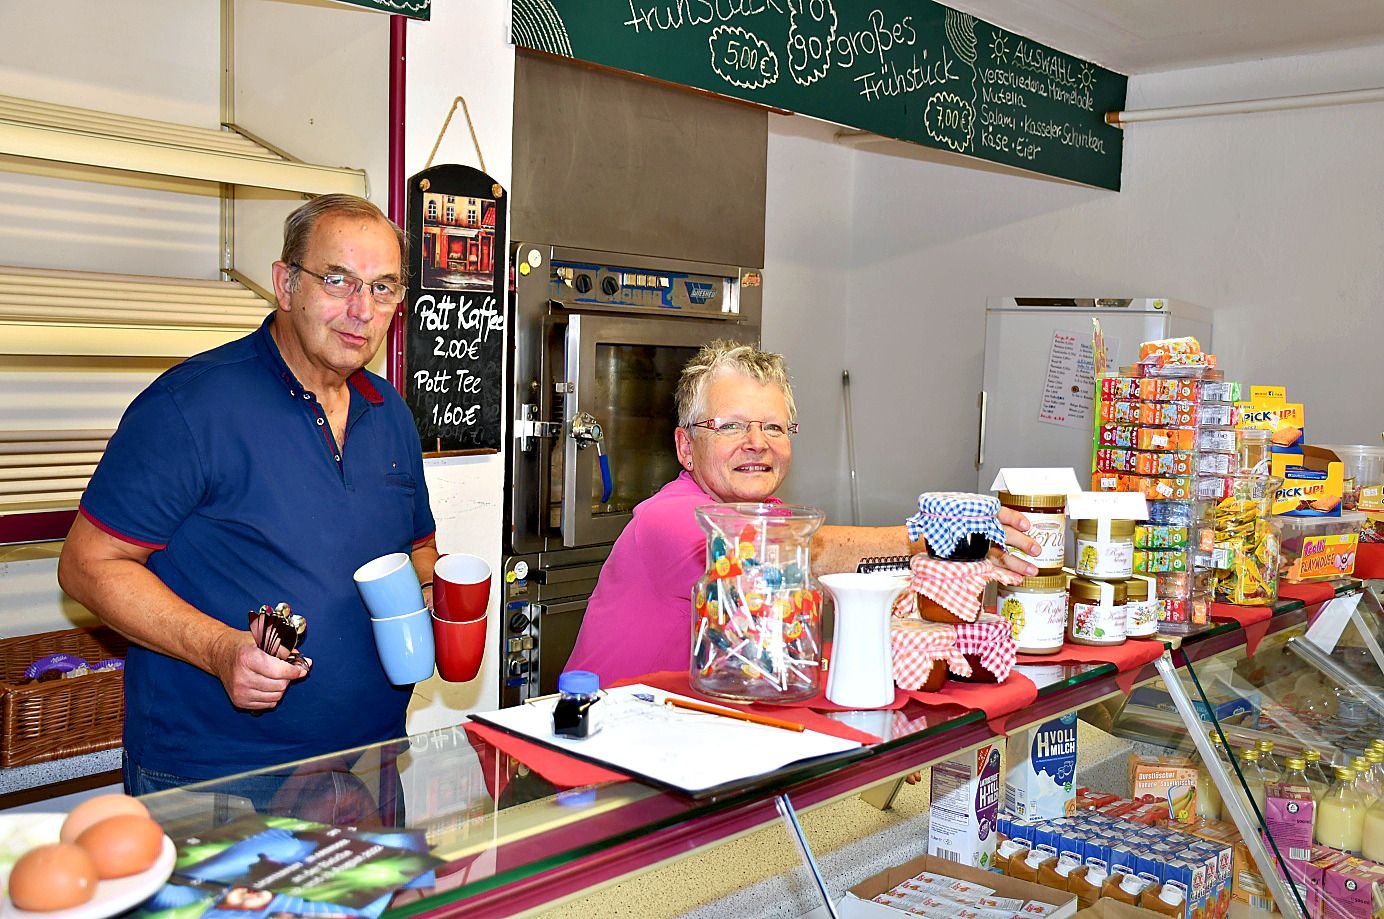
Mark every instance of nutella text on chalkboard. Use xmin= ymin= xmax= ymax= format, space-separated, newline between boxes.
xmin=511 ymin=1 xmax=1127 ymax=190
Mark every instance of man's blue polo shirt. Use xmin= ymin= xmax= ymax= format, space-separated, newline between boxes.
xmin=80 ymin=314 xmax=435 ymax=780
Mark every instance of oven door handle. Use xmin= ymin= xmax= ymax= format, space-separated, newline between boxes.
xmin=533 ymin=598 xmax=589 ymax=617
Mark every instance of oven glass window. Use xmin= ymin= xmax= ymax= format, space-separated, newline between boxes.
xmin=590 ymin=344 xmax=696 ymax=515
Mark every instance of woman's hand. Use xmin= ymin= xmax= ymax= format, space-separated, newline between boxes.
xmin=990 ymin=507 xmax=1042 ymax=577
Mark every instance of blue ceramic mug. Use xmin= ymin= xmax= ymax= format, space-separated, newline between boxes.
xmin=369 ymin=607 xmax=435 ymax=685
xmin=353 ymin=552 xmax=425 ymax=620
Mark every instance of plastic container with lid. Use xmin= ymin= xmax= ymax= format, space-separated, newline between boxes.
xmin=1075 ymin=517 xmax=1135 ymax=579
xmin=999 ymin=491 xmax=1067 ymax=573
xmin=1068 ymin=575 xmax=1127 ymax=646
xmin=1316 ymin=444 xmax=1384 ymax=509
xmin=998 ymin=573 xmax=1069 ymax=654
xmin=1237 ymin=427 xmax=1271 ymax=473
xmin=1124 ymin=575 xmax=1158 ymax=638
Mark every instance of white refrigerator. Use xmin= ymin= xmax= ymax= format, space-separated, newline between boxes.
xmin=977 ymin=298 xmax=1212 ymax=491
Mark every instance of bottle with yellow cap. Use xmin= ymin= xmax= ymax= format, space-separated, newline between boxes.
xmin=1240 ymin=749 xmax=1267 ymax=815
xmin=1364 ymin=772 xmax=1384 ymax=862
xmin=1316 ymin=765 xmax=1365 ymax=852
xmin=1304 ymin=749 xmax=1332 ymax=797
xmin=1196 ymin=732 xmax=1224 ymax=820
xmin=1256 ymin=740 xmax=1282 ymax=782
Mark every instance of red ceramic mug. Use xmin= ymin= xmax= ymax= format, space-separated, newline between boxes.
xmin=431 ymin=611 xmax=486 ymax=682
xmin=433 ymin=553 xmax=491 ymax=623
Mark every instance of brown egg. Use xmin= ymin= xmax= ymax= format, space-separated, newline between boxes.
xmin=60 ymin=793 xmax=150 ymax=843
xmin=75 ymin=814 xmax=164 ymax=879
xmin=8 ymin=843 xmax=99 ymax=911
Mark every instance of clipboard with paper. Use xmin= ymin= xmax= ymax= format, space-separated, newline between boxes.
xmin=469 ymin=684 xmax=863 ymax=797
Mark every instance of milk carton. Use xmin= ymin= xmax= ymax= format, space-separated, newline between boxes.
xmin=1005 ymin=714 xmax=1078 ymax=820
xmin=929 ymin=743 xmax=1003 ymax=870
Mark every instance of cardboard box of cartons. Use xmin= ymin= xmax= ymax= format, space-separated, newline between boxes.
xmin=840 ymin=853 xmax=1078 ymax=919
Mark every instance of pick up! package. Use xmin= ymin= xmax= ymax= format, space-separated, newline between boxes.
xmin=1271 ymin=446 xmax=1345 ymax=517
xmin=929 ymin=743 xmax=1002 ymax=870
xmin=1236 ymin=385 xmax=1305 ymax=451
xmin=1005 ymin=714 xmax=1078 ymax=820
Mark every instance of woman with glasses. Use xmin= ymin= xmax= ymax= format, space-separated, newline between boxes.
xmin=565 ymin=340 xmax=1041 ymax=684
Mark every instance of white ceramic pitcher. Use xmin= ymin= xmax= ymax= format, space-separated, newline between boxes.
xmin=819 ymin=572 xmax=907 ymax=709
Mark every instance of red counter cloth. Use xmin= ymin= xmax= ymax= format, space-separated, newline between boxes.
xmin=1208 ymin=601 xmax=1273 ymax=656
xmin=462 ymin=721 xmax=630 ymax=793
xmin=1278 ymin=580 xmax=1339 ymax=607
xmin=1356 ymin=542 xmax=1384 ymax=580
xmin=903 ymin=671 xmax=1039 ymax=729
xmin=1015 ymin=638 xmax=1165 ymax=673
xmin=611 ymin=671 xmax=892 ymax=741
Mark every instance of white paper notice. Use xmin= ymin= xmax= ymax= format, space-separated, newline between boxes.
xmin=469 ymin=684 xmax=862 ymax=795
xmin=1038 ymin=330 xmax=1115 ymax=429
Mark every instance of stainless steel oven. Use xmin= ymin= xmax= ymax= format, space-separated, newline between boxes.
xmin=500 ymin=244 xmax=761 ymax=705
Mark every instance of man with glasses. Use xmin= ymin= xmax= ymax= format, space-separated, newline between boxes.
xmin=565 ymin=340 xmax=1041 ymax=684
xmin=59 ymin=194 xmax=436 ymax=805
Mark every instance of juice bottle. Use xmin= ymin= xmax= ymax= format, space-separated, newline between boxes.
xmin=1240 ymin=748 xmax=1267 ymax=815
xmin=1363 ymin=793 xmax=1384 ymax=862
xmin=1069 ymin=863 xmax=1105 ymax=909
xmin=1358 ymin=750 xmax=1384 ymax=805
xmin=1316 ymin=765 xmax=1365 ymax=853
xmin=1281 ymin=756 xmax=1317 ymax=839
xmin=1196 ymin=735 xmax=1224 ymax=820
xmin=1141 ymin=881 xmax=1187 ymax=918
xmin=1010 ymin=847 xmax=1054 ymax=883
xmin=1304 ymin=749 xmax=1331 ymax=801
xmin=995 ymin=838 xmax=1029 ymax=876
xmin=1256 ymin=740 xmax=1282 ymax=783
xmin=1038 ymin=855 xmax=1077 ymax=891
xmin=1102 ymin=871 xmax=1148 ymax=905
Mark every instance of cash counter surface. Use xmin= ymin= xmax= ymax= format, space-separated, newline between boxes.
xmin=139 ymin=583 xmax=1366 ymax=919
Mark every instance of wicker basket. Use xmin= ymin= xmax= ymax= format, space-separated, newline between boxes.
xmin=0 ymin=626 xmax=129 ymax=767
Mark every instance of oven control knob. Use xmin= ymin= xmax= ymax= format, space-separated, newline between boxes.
xmin=508 ymin=611 xmax=531 ymax=633
xmin=508 ymin=656 xmax=530 ymax=677
xmin=600 ymin=275 xmax=621 ymax=296
xmin=573 ymin=273 xmax=593 ymax=294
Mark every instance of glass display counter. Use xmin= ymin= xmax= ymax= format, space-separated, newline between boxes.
xmin=137 ymin=582 xmax=1373 ymax=919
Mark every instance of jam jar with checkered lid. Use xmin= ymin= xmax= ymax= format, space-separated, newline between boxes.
xmin=690 ymin=502 xmax=825 ymax=704
xmin=907 ymin=492 xmax=1007 ymax=561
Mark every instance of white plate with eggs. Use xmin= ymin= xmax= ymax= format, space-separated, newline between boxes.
xmin=0 ymin=812 xmax=175 ymax=919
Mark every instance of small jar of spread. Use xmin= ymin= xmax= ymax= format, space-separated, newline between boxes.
xmin=552 ymin=670 xmax=601 ymax=739
xmin=998 ymin=491 xmax=1067 ymax=573
xmin=1124 ymin=575 xmax=1159 ymax=638
xmin=907 ymin=492 xmax=1006 ymax=561
xmin=998 ymin=573 xmax=1069 ymax=655
xmin=1068 ymin=576 xmax=1127 ymax=646
xmin=1075 ymin=517 xmax=1135 ymax=579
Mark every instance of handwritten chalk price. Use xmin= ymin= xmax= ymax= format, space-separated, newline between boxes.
xmin=924 ymin=90 xmax=975 ymax=152
xmin=709 ymin=25 xmax=779 ymax=90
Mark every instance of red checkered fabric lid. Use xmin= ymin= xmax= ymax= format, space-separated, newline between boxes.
xmin=954 ymin=614 xmax=1017 ymax=683
xmin=890 ymin=619 xmax=970 ymax=689
xmin=891 ymin=555 xmax=1023 ymax=622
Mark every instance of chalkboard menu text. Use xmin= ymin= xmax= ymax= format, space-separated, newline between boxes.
xmin=511 ymin=1 xmax=1127 ymax=190
xmin=404 ymin=165 xmax=507 ymax=454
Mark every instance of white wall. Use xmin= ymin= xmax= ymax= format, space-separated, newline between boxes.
xmin=403 ymin=1 xmax=515 ymax=728
xmin=767 ymin=41 xmax=1384 ymax=524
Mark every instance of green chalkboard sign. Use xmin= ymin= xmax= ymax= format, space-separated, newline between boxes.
xmin=331 ymin=0 xmax=428 ymax=19
xmin=511 ymin=1 xmax=1126 ymax=190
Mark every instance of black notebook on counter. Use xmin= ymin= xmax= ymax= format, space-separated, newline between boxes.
xmin=855 ymin=555 xmax=910 ymax=574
